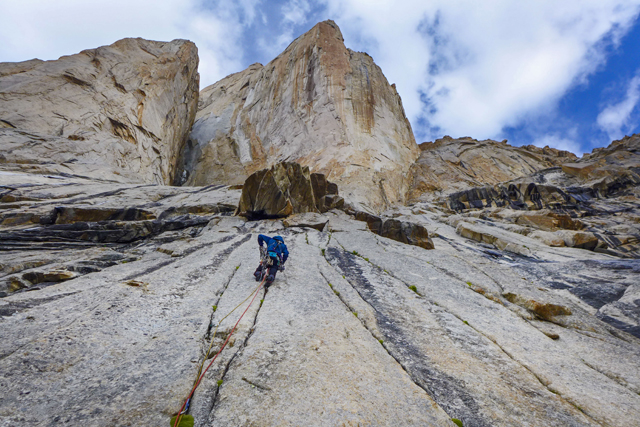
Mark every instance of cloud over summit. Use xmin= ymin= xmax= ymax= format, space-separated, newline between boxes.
xmin=322 ymin=0 xmax=640 ymax=146
xmin=1 ymin=0 xmax=640 ymax=154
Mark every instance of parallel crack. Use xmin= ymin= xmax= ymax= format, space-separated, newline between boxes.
xmin=205 ymin=281 xmax=266 ymax=422
xmin=329 ymin=236 xmax=602 ymax=426
xmin=323 ymin=245 xmax=491 ymax=427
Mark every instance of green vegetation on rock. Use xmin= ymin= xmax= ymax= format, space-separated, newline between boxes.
xmin=169 ymin=414 xmax=194 ymax=427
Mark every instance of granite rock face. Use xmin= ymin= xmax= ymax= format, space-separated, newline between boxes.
xmin=441 ymin=135 xmax=640 ymax=258
xmin=407 ymin=136 xmax=577 ymax=202
xmin=0 ymin=38 xmax=199 ymax=184
xmin=1 ymin=21 xmax=640 ymax=427
xmin=1 ymin=175 xmax=639 ymax=426
xmin=176 ymin=20 xmax=419 ymax=211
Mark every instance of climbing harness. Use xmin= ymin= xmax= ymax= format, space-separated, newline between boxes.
xmin=260 ymin=245 xmax=273 ymax=268
xmin=172 ymin=273 xmax=267 ymax=427
xmin=261 ymin=245 xmax=286 ymax=270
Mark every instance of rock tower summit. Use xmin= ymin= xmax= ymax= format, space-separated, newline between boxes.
xmin=176 ymin=20 xmax=420 ymax=211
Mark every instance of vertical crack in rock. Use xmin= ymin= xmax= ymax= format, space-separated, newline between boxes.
xmin=167 ymin=234 xmax=253 ymax=424
xmin=203 ymin=264 xmax=240 ymax=343
xmin=369 ymin=232 xmax=481 ymax=287
xmin=121 ymin=258 xmax=182 ymax=281
xmin=341 ymin=245 xmax=603 ymax=426
xmin=203 ymin=233 xmax=303 ymax=425
xmin=454 ymin=257 xmax=506 ymax=295
xmin=318 ymin=270 xmax=360 ymax=316
xmin=325 ymin=246 xmax=491 ymax=427
xmin=205 ymin=279 xmax=267 ymax=424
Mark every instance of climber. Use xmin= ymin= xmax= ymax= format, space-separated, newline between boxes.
xmin=253 ymin=234 xmax=289 ymax=287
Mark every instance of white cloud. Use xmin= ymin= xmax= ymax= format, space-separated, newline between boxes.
xmin=0 ymin=0 xmax=262 ymax=88
xmin=597 ymin=73 xmax=640 ymax=140
xmin=255 ymin=0 xmax=314 ymax=60
xmin=531 ymin=133 xmax=582 ymax=157
xmin=322 ymin=0 xmax=640 ymax=142
xmin=283 ymin=0 xmax=311 ymax=25
xmin=2 ymin=0 xmax=640 ymax=152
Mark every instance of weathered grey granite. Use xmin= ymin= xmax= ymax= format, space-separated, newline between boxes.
xmin=1 ymin=177 xmax=638 ymax=426
xmin=176 ymin=21 xmax=419 ymax=212
xmin=0 ymin=37 xmax=199 ymax=184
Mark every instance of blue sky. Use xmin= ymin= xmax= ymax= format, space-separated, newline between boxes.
xmin=2 ymin=0 xmax=640 ymax=156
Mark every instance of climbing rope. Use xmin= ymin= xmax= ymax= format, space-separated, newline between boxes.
xmin=173 ymin=274 xmax=267 ymax=427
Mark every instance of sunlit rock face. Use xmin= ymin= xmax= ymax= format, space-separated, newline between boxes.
xmin=176 ymin=20 xmax=419 ymax=212
xmin=0 ymin=38 xmax=199 ymax=184
xmin=1 ymin=22 xmax=640 ymax=427
xmin=2 ymin=174 xmax=639 ymax=427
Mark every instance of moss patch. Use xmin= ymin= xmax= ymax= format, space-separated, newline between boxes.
xmin=169 ymin=414 xmax=194 ymax=427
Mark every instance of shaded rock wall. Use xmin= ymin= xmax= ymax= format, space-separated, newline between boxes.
xmin=407 ymin=136 xmax=576 ymax=202
xmin=0 ymin=38 xmax=199 ymax=184
xmin=176 ymin=20 xmax=419 ymax=211
xmin=236 ymin=162 xmax=318 ymax=220
xmin=443 ymin=135 xmax=640 ymax=258
xmin=236 ymin=162 xmax=344 ymax=220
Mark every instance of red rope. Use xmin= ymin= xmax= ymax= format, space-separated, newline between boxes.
xmin=173 ymin=277 xmax=265 ymax=427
